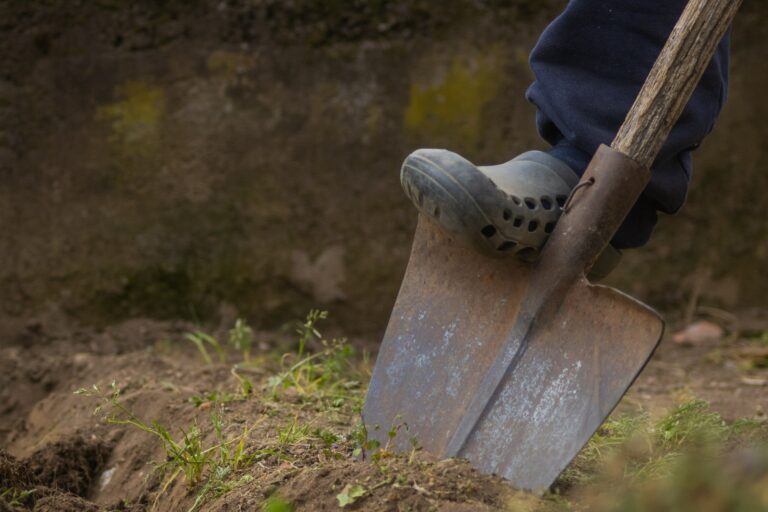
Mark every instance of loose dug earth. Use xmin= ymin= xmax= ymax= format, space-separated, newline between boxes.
xmin=0 ymin=311 xmax=767 ymax=511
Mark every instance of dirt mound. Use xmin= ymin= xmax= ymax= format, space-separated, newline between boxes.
xmin=1 ymin=315 xmax=767 ymax=511
xmin=31 ymin=494 xmax=101 ymax=512
xmin=1 ymin=316 xmax=533 ymax=511
xmin=0 ymin=451 xmax=34 ymax=490
xmin=253 ymin=458 xmax=526 ymax=511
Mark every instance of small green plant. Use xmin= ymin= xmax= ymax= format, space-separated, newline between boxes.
xmin=230 ymin=366 xmax=254 ymax=398
xmin=190 ymin=467 xmax=253 ymax=512
xmin=0 ymin=488 xmax=36 ymax=508
xmin=189 ymin=391 xmax=236 ymax=408
xmin=560 ymin=398 xmax=768 ymax=489
xmin=360 ymin=417 xmax=412 ymax=463
xmin=655 ymin=399 xmax=728 ymax=449
xmin=349 ymin=420 xmax=380 ymax=459
xmin=76 ymin=382 xmax=211 ymax=486
xmin=569 ymin=411 xmax=649 ymax=480
xmin=277 ymin=417 xmax=312 ymax=447
xmin=186 ymin=412 xmax=259 ymax=511
xmin=229 ymin=318 xmax=254 ymax=362
xmin=268 ymin=310 xmax=362 ymax=411
xmin=262 ymin=496 xmax=294 ymax=512
xmin=314 ymin=428 xmax=340 ymax=447
xmin=751 ymin=331 xmax=768 ymax=346
xmin=296 ymin=309 xmax=327 ymax=357
xmin=186 ymin=331 xmax=226 ymax=365
xmin=336 ymin=483 xmax=367 ymax=508
xmin=212 ymin=410 xmax=254 ymax=471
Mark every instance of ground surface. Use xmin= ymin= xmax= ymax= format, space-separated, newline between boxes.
xmin=1 ymin=310 xmax=767 ymax=511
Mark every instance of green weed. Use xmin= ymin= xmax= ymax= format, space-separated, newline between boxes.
xmin=186 ymin=331 xmax=226 ymax=365
xmin=349 ymin=420 xmax=380 ymax=459
xmin=268 ymin=310 xmax=362 ymax=411
xmin=190 ymin=369 xmax=254 ymax=408
xmin=336 ymin=483 xmax=366 ymax=507
xmin=655 ymin=399 xmax=729 ymax=449
xmin=314 ymin=428 xmax=340 ymax=447
xmin=76 ymin=382 xmax=211 ymax=486
xmin=211 ymin=411 xmax=255 ymax=471
xmin=0 ymin=488 xmax=36 ymax=508
xmin=185 ymin=319 xmax=256 ymax=366
xmin=277 ymin=417 xmax=312 ymax=447
xmin=296 ymin=309 xmax=327 ymax=357
xmin=189 ymin=391 xmax=237 ymax=408
xmin=751 ymin=331 xmax=768 ymax=346
xmin=587 ymin=412 xmax=649 ymax=459
xmin=229 ymin=318 xmax=254 ymax=362
xmin=560 ymin=398 xmax=767 ymax=488
xmin=190 ymin=467 xmax=253 ymax=512
xmin=230 ymin=366 xmax=254 ymax=398
xmin=262 ymin=496 xmax=294 ymax=512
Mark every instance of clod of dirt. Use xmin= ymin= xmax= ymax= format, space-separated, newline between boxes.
xmin=32 ymin=494 xmax=100 ymax=512
xmin=32 ymin=494 xmax=101 ymax=512
xmin=0 ymin=450 xmax=34 ymax=489
xmin=24 ymin=436 xmax=112 ymax=498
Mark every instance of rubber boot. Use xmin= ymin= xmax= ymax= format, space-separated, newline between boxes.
xmin=400 ymin=148 xmax=622 ymax=280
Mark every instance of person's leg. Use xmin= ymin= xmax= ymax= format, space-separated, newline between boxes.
xmin=400 ymin=1 xmax=730 ymax=274
xmin=527 ymin=0 xmax=730 ymax=249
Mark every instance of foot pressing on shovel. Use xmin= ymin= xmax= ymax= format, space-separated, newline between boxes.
xmin=401 ymin=0 xmax=731 ymax=280
xmin=401 ymin=148 xmax=622 ymax=280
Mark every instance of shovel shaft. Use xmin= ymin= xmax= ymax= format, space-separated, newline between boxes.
xmin=612 ymin=0 xmax=741 ymax=168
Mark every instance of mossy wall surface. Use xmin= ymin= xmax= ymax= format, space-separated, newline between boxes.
xmin=0 ymin=1 xmax=765 ymax=335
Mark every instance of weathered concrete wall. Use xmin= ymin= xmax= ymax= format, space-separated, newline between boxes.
xmin=1 ymin=1 xmax=766 ymax=335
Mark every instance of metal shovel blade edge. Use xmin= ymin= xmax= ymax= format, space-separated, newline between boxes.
xmin=363 ymin=215 xmax=663 ymax=491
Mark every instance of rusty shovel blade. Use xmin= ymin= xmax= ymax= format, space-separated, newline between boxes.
xmin=363 ymin=214 xmax=663 ymax=491
xmin=363 ymin=143 xmax=665 ymax=491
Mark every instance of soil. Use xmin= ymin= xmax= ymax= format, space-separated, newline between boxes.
xmin=0 ymin=311 xmax=766 ymax=511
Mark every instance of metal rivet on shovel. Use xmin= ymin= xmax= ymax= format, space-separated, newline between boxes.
xmin=363 ymin=0 xmax=742 ymax=493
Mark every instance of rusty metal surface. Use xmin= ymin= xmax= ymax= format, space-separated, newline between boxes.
xmin=363 ymin=145 xmax=664 ymax=491
xmin=364 ymin=217 xmax=532 ymax=457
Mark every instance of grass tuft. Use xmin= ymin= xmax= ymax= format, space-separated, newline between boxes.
xmin=560 ymin=398 xmax=768 ymax=493
xmin=268 ymin=310 xmax=364 ymax=412
xmin=229 ymin=318 xmax=254 ymax=362
xmin=186 ymin=331 xmax=225 ymax=365
xmin=655 ymin=399 xmax=728 ymax=449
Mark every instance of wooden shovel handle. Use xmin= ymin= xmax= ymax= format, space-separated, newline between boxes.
xmin=612 ymin=0 xmax=742 ymax=168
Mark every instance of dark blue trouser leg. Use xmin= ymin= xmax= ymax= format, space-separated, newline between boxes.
xmin=526 ymin=0 xmax=730 ymax=249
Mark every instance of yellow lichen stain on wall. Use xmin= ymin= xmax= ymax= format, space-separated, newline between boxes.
xmin=96 ymin=81 xmax=166 ymax=171
xmin=404 ymin=51 xmax=502 ymax=151
xmin=206 ymin=51 xmax=256 ymax=83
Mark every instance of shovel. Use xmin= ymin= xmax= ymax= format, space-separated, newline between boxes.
xmin=363 ymin=0 xmax=741 ymax=492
